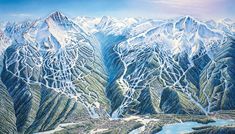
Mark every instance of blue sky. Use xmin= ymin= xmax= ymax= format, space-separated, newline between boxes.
xmin=0 ymin=0 xmax=234 ymax=21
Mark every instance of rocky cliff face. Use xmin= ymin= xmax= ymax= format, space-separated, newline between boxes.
xmin=0 ymin=12 xmax=234 ymax=133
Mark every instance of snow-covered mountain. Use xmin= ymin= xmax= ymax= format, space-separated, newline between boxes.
xmin=74 ymin=16 xmax=142 ymax=35
xmin=0 ymin=12 xmax=235 ymax=133
xmin=0 ymin=12 xmax=109 ymax=133
xmin=75 ymin=15 xmax=234 ymax=59
xmin=74 ymin=14 xmax=235 ymax=117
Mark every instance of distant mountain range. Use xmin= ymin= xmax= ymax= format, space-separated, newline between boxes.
xmin=0 ymin=12 xmax=235 ymax=133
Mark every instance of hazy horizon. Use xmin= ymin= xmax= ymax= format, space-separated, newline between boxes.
xmin=0 ymin=0 xmax=235 ymax=21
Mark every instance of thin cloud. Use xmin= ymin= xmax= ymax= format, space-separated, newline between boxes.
xmin=137 ymin=0 xmax=229 ymax=19
xmin=9 ymin=13 xmax=33 ymax=17
xmin=148 ymin=0 xmax=212 ymax=9
xmin=148 ymin=0 xmax=222 ymax=5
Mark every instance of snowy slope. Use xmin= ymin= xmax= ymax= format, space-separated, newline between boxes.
xmin=126 ymin=16 xmax=230 ymax=58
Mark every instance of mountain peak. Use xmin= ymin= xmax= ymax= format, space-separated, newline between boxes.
xmin=48 ymin=11 xmax=68 ymax=22
xmin=100 ymin=16 xmax=112 ymax=22
xmin=179 ymin=15 xmax=198 ymax=23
